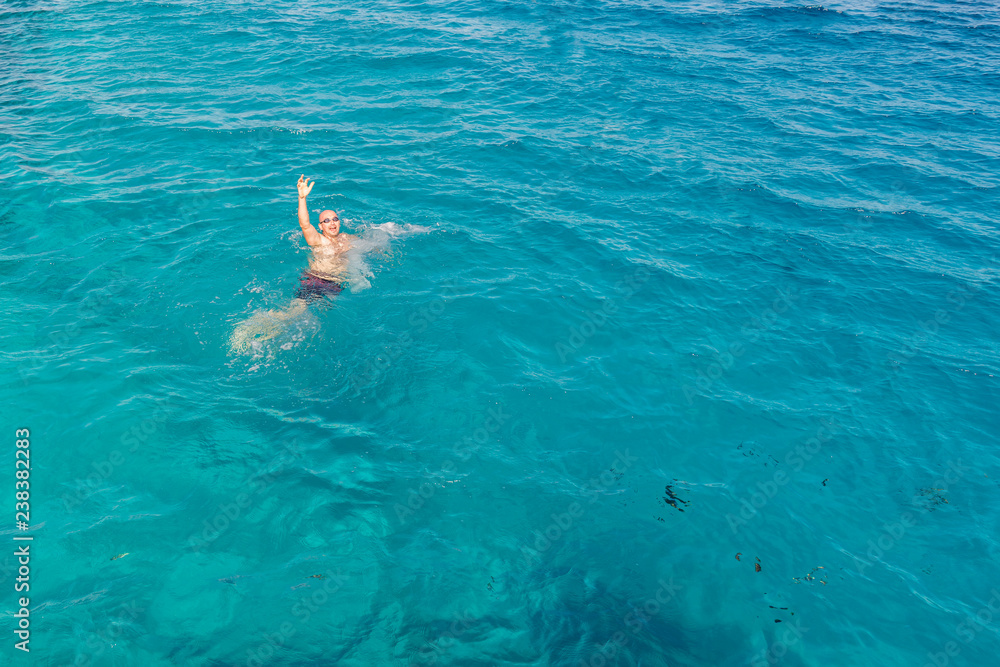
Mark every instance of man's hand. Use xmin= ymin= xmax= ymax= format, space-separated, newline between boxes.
xmin=297 ymin=174 xmax=315 ymax=199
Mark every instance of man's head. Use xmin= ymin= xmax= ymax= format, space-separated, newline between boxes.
xmin=319 ymin=210 xmax=341 ymax=236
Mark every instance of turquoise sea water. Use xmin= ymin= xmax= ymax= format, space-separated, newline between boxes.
xmin=2 ymin=0 xmax=999 ymax=664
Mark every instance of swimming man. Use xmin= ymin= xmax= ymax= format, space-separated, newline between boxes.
xmin=227 ymin=175 xmax=356 ymax=353
xmin=295 ymin=174 xmax=357 ymax=302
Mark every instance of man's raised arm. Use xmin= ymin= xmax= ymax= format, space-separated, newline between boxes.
xmin=297 ymin=175 xmax=324 ymax=246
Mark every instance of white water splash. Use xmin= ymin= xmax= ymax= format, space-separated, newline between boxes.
xmin=344 ymin=221 xmax=431 ymax=292
xmin=228 ymin=301 xmax=318 ymax=357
